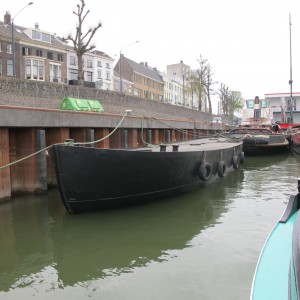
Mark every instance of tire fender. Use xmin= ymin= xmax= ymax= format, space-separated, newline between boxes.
xmin=217 ymin=160 xmax=226 ymax=177
xmin=198 ymin=162 xmax=213 ymax=181
xmin=232 ymin=155 xmax=239 ymax=170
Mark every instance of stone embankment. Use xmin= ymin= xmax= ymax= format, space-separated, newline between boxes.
xmin=0 ymin=77 xmax=214 ymax=122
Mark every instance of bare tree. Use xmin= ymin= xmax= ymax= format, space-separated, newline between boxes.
xmin=204 ymin=65 xmax=217 ymax=114
xmin=64 ymin=0 xmax=102 ymax=87
xmin=188 ymin=55 xmax=217 ymax=113
xmin=218 ymin=83 xmax=230 ymax=115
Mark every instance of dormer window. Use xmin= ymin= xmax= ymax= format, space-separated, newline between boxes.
xmin=27 ymin=29 xmax=51 ymax=43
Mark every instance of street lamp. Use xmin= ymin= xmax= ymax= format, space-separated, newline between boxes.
xmin=289 ymin=12 xmax=293 ymax=123
xmin=11 ymin=2 xmax=34 ymax=77
xmin=119 ymin=40 xmax=139 ymax=92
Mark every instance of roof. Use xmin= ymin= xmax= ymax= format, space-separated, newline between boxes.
xmin=91 ymin=50 xmax=113 ymax=60
xmin=125 ymin=57 xmax=163 ymax=83
xmin=265 ymin=92 xmax=300 ymax=97
xmin=0 ymin=21 xmax=69 ymax=50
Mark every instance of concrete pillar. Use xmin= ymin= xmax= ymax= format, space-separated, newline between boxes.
xmin=0 ymin=128 xmax=11 ymax=199
xmin=87 ymin=129 xmax=95 ymax=147
xmin=122 ymin=129 xmax=128 ymax=148
xmin=37 ymin=129 xmax=47 ymax=192
xmin=146 ymin=129 xmax=152 ymax=144
xmin=166 ymin=130 xmax=171 ymax=143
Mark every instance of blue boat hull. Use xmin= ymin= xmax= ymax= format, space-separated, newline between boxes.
xmin=251 ymin=189 xmax=300 ymax=300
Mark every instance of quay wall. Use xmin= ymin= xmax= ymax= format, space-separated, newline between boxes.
xmin=0 ymin=77 xmax=227 ymax=201
xmin=0 ymin=77 xmax=213 ymax=122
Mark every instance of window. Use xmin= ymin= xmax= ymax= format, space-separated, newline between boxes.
xmin=32 ymin=30 xmax=41 ymax=40
xmin=261 ymin=100 xmax=267 ymax=108
xmin=247 ymin=100 xmax=254 ymax=109
xmin=7 ymin=43 xmax=12 ymax=54
xmin=70 ymin=56 xmax=76 ymax=66
xmin=69 ymin=69 xmax=78 ymax=80
xmin=97 ymin=69 xmax=102 ymax=79
xmin=87 ymin=59 xmax=92 ymax=68
xmin=22 ymin=47 xmax=31 ymax=56
xmin=32 ymin=30 xmax=51 ymax=43
xmin=106 ymin=71 xmax=110 ymax=80
xmin=86 ymin=71 xmax=92 ymax=82
xmin=7 ymin=59 xmax=13 ymax=76
xmin=25 ymin=59 xmax=44 ymax=80
xmin=57 ymin=53 xmax=63 ymax=62
xmin=47 ymin=52 xmax=53 ymax=60
xmin=97 ymin=61 xmax=102 ymax=67
xmin=50 ymin=63 xmax=61 ymax=82
xmin=36 ymin=49 xmax=43 ymax=57
xmin=41 ymin=32 xmax=51 ymax=43
xmin=106 ymin=63 xmax=110 ymax=69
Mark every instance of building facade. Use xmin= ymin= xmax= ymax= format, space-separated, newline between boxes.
xmin=265 ymin=92 xmax=300 ymax=124
xmin=1 ymin=12 xmax=114 ymax=91
xmin=114 ymin=56 xmax=164 ymax=101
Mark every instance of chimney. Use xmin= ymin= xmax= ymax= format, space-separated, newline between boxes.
xmin=35 ymin=22 xmax=39 ymax=29
xmin=4 ymin=11 xmax=11 ymax=25
xmin=140 ymin=62 xmax=144 ymax=66
xmin=145 ymin=62 xmax=148 ymax=67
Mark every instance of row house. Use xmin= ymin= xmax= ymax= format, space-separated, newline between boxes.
xmin=114 ymin=55 xmax=164 ymax=101
xmin=1 ymin=13 xmax=68 ymax=83
xmin=160 ymin=72 xmax=182 ymax=106
xmin=166 ymin=61 xmax=195 ymax=109
xmin=0 ymin=11 xmax=114 ymax=91
xmin=114 ymin=67 xmax=133 ymax=96
xmin=67 ymin=49 xmax=114 ymax=90
xmin=0 ymin=11 xmax=204 ymax=112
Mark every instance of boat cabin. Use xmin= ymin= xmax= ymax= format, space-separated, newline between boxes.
xmin=241 ymin=97 xmax=273 ymax=127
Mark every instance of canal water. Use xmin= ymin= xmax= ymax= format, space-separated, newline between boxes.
xmin=0 ymin=152 xmax=299 ymax=300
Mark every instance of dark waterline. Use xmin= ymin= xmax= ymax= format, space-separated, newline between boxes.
xmin=0 ymin=152 xmax=299 ymax=299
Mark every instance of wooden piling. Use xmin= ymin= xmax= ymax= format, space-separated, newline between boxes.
xmin=0 ymin=128 xmax=11 ymax=199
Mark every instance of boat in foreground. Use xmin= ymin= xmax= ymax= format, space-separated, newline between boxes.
xmin=50 ymin=138 xmax=243 ymax=214
xmin=251 ymin=179 xmax=300 ymax=300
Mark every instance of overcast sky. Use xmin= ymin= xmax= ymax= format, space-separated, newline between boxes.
xmin=6 ymin=0 xmax=300 ymax=106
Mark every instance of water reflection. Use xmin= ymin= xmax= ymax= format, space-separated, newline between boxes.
xmin=0 ymin=171 xmax=241 ymax=294
xmin=2 ymin=152 xmax=297 ymax=299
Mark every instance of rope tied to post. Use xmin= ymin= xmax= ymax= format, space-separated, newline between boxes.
xmin=0 ymin=110 xmax=131 ymax=170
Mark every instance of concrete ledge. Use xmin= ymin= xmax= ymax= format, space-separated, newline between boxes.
xmin=0 ymin=105 xmax=228 ymax=131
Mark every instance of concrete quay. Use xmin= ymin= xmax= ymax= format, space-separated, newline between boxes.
xmin=0 ymin=78 xmax=228 ymax=201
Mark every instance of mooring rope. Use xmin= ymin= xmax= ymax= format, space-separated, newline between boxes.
xmin=0 ymin=111 xmax=230 ymax=170
xmin=148 ymin=116 xmax=217 ymax=139
xmin=0 ymin=110 xmax=130 ymax=170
